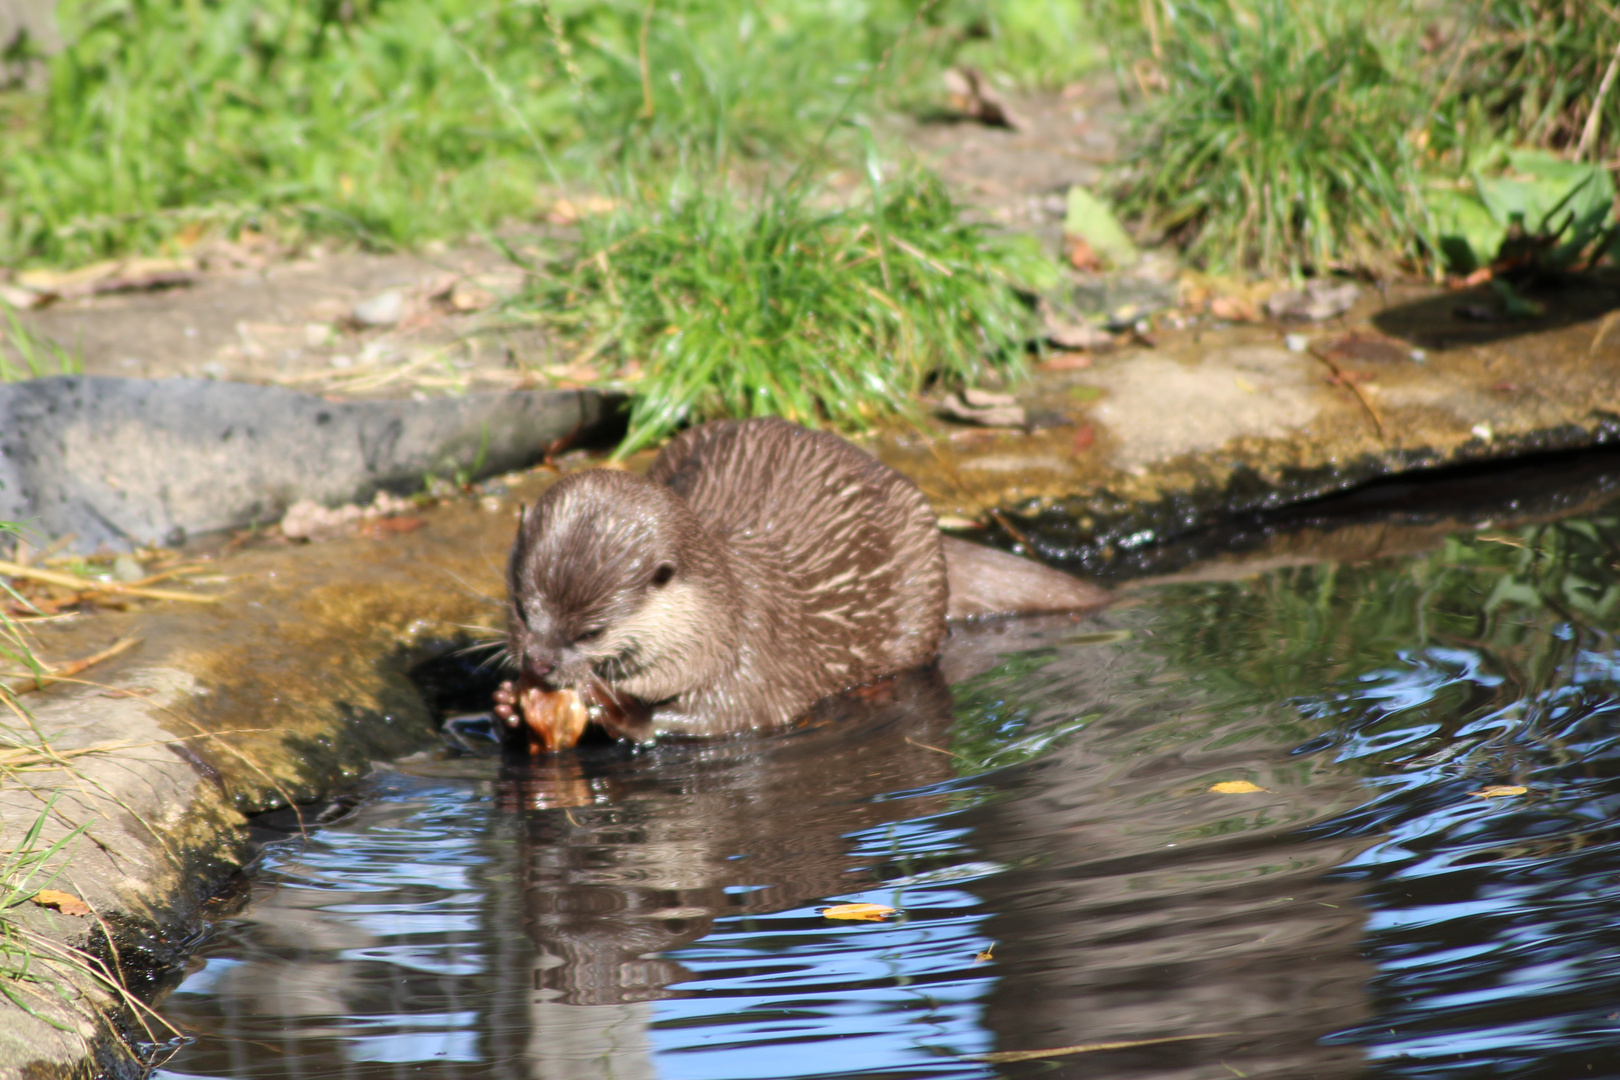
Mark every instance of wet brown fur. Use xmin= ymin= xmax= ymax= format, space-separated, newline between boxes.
xmin=506 ymin=418 xmax=949 ymax=737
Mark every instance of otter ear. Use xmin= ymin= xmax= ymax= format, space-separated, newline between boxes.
xmin=650 ymin=563 xmax=676 ymax=588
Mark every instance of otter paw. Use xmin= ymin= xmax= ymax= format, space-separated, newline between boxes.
xmin=493 ymin=680 xmax=521 ymax=727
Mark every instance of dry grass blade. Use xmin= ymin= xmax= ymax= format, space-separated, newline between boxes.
xmin=1 ymin=637 xmax=140 ymax=697
xmin=969 ymin=1032 xmax=1234 ymax=1063
xmin=0 ymin=561 xmax=220 ymax=605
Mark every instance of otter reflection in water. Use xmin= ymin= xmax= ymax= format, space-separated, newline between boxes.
xmin=496 ymin=417 xmax=1106 ymax=750
xmin=486 ymin=666 xmax=961 ymax=1007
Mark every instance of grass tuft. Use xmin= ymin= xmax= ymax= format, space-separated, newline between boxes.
xmin=1441 ymin=0 xmax=1620 ymax=164
xmin=525 ymin=170 xmax=1049 ymax=454
xmin=1119 ymin=0 xmax=1426 ymax=278
xmin=0 ymin=301 xmax=81 ymax=382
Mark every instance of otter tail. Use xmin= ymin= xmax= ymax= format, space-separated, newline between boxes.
xmin=941 ymin=535 xmax=1110 ymax=620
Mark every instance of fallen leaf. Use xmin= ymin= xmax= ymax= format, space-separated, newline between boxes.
xmin=363 ymin=516 xmax=427 ymax=536
xmin=822 ymin=903 xmax=896 ymax=922
xmin=1065 ymin=235 xmax=1101 ymax=271
xmin=1209 ymin=294 xmax=1259 ymax=322
xmin=1469 ymin=785 xmax=1528 ymax=798
xmin=974 ymin=946 xmax=994 ymax=963
xmin=546 ymin=195 xmax=620 ymax=225
xmin=1038 ymin=352 xmax=1095 ymax=372
xmin=1072 ymin=423 xmax=1096 ymax=455
xmin=33 ymin=890 xmax=91 ymax=916
xmin=1063 ymin=185 xmax=1138 ymax=268
xmin=1209 ymin=781 xmax=1267 ymax=794
xmin=970 ymin=1032 xmax=1232 ymax=1064
xmin=1315 ymin=333 xmax=1409 ymax=366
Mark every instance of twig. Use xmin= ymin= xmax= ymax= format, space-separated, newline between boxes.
xmin=1576 ymin=34 xmax=1620 ymax=162
xmin=988 ymin=507 xmax=1033 ymax=548
xmin=0 ymin=561 xmax=219 ymax=605
xmin=1310 ymin=350 xmax=1386 ymax=440
xmin=2 ymin=637 xmax=140 ymax=697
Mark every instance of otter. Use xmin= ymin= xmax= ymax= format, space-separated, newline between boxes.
xmin=495 ymin=417 xmax=1106 ymax=750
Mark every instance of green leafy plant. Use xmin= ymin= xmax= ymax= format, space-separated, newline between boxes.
xmin=527 ymin=169 xmax=1049 ymax=454
xmin=1425 ymin=147 xmax=1617 ymax=275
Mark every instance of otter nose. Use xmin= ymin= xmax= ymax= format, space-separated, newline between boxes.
xmin=526 ymin=657 xmax=555 ymax=678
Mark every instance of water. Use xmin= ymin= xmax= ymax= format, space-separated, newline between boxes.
xmin=152 ymin=502 xmax=1620 ymax=1079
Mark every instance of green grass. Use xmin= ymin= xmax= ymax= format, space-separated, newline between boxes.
xmin=0 ymin=301 xmax=81 ymax=382
xmin=1437 ymin=0 xmax=1620 ymax=165
xmin=1117 ymin=0 xmax=1428 ymax=278
xmin=524 ymin=169 xmax=1051 ymax=453
xmin=0 ymin=0 xmax=1100 ymax=267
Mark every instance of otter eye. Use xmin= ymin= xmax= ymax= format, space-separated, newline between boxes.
xmin=650 ymin=563 xmax=676 ymax=588
xmin=574 ymin=628 xmax=604 ymax=646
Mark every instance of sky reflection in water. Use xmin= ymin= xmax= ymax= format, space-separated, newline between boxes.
xmin=156 ymin=509 xmax=1620 ymax=1079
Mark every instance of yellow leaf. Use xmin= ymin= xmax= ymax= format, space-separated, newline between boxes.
xmin=822 ymin=903 xmax=896 ymax=922
xmin=974 ymin=946 xmax=994 ymax=963
xmin=32 ymin=889 xmax=91 ymax=916
xmin=1469 ymin=785 xmax=1528 ymax=798
xmin=1209 ymin=781 xmax=1266 ymax=794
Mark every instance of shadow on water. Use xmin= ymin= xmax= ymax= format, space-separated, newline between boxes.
xmin=153 ymin=488 xmax=1620 ymax=1079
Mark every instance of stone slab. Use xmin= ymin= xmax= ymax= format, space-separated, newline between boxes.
xmin=0 ymin=377 xmax=619 ymax=551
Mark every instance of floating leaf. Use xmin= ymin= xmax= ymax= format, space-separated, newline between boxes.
xmin=822 ymin=903 xmax=896 ymax=921
xmin=974 ymin=946 xmax=995 ymax=963
xmin=1209 ymin=781 xmax=1266 ymax=794
xmin=1469 ymin=785 xmax=1528 ymax=798
xmin=32 ymin=889 xmax=91 ymax=916
xmin=970 ymin=1032 xmax=1232 ymax=1063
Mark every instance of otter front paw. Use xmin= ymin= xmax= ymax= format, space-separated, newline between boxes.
xmin=493 ymin=680 xmax=522 ymax=728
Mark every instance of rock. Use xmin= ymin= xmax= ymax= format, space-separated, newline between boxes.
xmin=1045 ymin=318 xmax=1116 ymax=352
xmin=0 ymin=283 xmax=45 ymax=310
xmin=943 ymin=66 xmax=1026 ymax=131
xmin=449 ymin=280 xmax=497 ymax=312
xmin=0 ymin=376 xmax=621 ymax=550
xmin=352 ymin=289 xmax=406 ymax=327
xmin=1266 ymin=279 xmax=1360 ymax=322
xmin=941 ymin=388 xmax=1027 ymax=429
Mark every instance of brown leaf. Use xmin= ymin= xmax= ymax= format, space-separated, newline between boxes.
xmin=1209 ymin=780 xmax=1267 ymax=794
xmin=33 ymin=889 xmax=91 ymax=916
xmin=1210 ymin=295 xmax=1259 ymax=322
xmin=363 ymin=516 xmax=427 ymax=536
xmin=1469 ymin=785 xmax=1528 ymax=798
xmin=822 ymin=903 xmax=896 ymax=922
xmin=1037 ymin=352 xmax=1095 ymax=372
xmin=1072 ymin=423 xmax=1096 ymax=455
xmin=1065 ymin=235 xmax=1101 ymax=272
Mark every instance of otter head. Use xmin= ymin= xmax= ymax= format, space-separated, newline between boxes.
xmin=506 ymin=468 xmax=741 ymax=705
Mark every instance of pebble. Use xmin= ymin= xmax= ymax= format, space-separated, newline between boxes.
xmin=352 ymin=289 xmax=405 ymax=327
xmin=1284 ymin=333 xmax=1309 ymax=353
